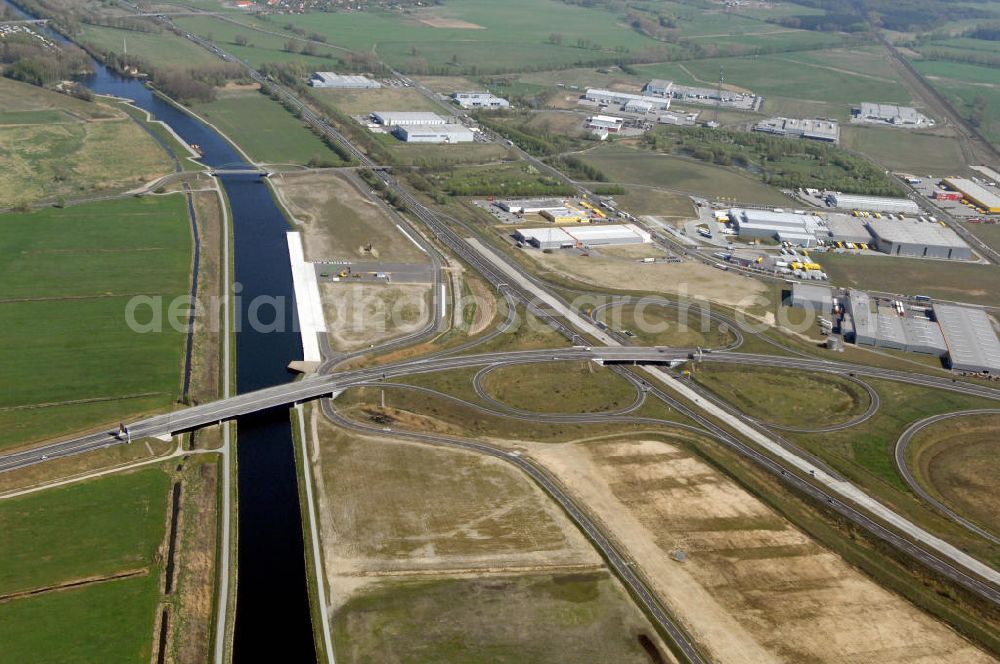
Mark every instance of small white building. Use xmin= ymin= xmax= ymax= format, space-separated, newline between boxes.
xmin=452 ymin=91 xmax=510 ymax=109
xmin=372 ymin=111 xmax=447 ymax=127
xmin=497 ymin=199 xmax=566 ymax=214
xmin=586 ymin=115 xmax=624 ymax=132
xmin=643 ymin=79 xmax=674 ymax=98
xmin=624 ymin=99 xmax=654 ymax=114
xmin=393 ymin=124 xmax=474 ymax=143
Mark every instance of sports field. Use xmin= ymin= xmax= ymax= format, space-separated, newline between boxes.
xmin=0 ymin=196 xmax=192 ymax=450
xmin=192 ymin=88 xmax=344 ymax=165
xmin=0 ymin=467 xmax=169 ymax=663
xmin=0 ymin=78 xmax=173 ymax=206
xmin=579 ymin=144 xmax=791 ymax=205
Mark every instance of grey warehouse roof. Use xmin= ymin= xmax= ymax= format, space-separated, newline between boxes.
xmin=866 ymin=218 xmax=968 ymax=250
xmin=934 ymin=303 xmax=1000 ymax=373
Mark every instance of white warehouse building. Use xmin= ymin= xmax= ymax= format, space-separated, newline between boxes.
xmin=393 ymin=124 xmax=474 ymax=143
xmin=515 ymin=224 xmax=651 ymax=249
xmin=309 ymin=72 xmax=382 ymax=88
xmin=372 ymin=111 xmax=448 ymax=127
xmin=643 ymin=79 xmax=674 ymax=98
xmin=827 ymin=193 xmax=921 ymax=214
xmin=866 ymin=218 xmax=972 ymax=260
xmin=452 ymin=91 xmax=510 ymax=109
xmin=585 ymin=89 xmax=671 ymax=111
xmin=728 ymin=208 xmax=824 ymax=246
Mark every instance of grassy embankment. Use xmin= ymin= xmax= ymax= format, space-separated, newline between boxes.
xmin=0 ymin=77 xmax=173 ymax=206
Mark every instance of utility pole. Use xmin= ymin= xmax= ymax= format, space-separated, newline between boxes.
xmin=714 ymin=66 xmax=724 ymax=125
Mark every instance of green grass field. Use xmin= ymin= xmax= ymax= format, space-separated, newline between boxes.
xmin=276 ymin=0 xmax=664 ymax=74
xmin=579 ymin=144 xmax=791 ymax=205
xmin=0 ymin=196 xmax=191 ymax=449
xmin=690 ymin=364 xmax=869 ymax=428
xmin=0 ymin=78 xmax=173 ymax=206
xmin=785 ymin=378 xmax=1000 ymax=564
xmin=311 ymin=87 xmax=443 ymax=116
xmin=0 ymin=467 xmax=169 ymax=664
xmin=479 ymin=360 xmax=637 ymax=413
xmin=78 ymin=23 xmax=218 ymax=68
xmin=0 ymin=468 xmax=170 ymax=594
xmin=332 ymin=572 xmax=661 ymax=664
xmin=909 ymin=414 xmax=1000 ymax=535
xmin=911 ymin=59 xmax=1000 ymax=146
xmin=819 ymin=252 xmax=1000 ymax=307
xmin=0 ymin=575 xmax=161 ymax=664
xmin=192 ymin=88 xmax=344 ymax=165
xmin=637 ymin=47 xmax=915 ymax=108
xmin=839 ymin=126 xmax=966 ymax=174
xmin=171 ymin=15 xmax=343 ymax=70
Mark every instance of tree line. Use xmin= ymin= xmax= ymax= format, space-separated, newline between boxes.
xmin=645 ymin=125 xmax=905 ymax=197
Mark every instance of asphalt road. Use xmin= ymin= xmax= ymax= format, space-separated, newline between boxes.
xmin=38 ymin=10 xmax=1000 ymax=651
xmin=319 ymin=397 xmax=710 ymax=664
xmin=894 ymin=409 xmax=1000 ymax=546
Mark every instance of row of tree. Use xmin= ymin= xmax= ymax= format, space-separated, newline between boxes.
xmin=645 ymin=125 xmax=905 ymax=197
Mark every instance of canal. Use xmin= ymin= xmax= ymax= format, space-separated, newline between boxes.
xmin=1 ymin=4 xmax=319 ymax=659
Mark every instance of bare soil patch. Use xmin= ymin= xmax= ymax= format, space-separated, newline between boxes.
xmin=527 ymin=437 xmax=995 ymax=664
xmin=273 ymin=171 xmax=428 ymax=264
xmin=311 ymin=416 xmax=600 ymax=613
xmin=321 ymin=282 xmax=431 ymax=352
xmin=529 ymin=249 xmax=768 ymax=309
